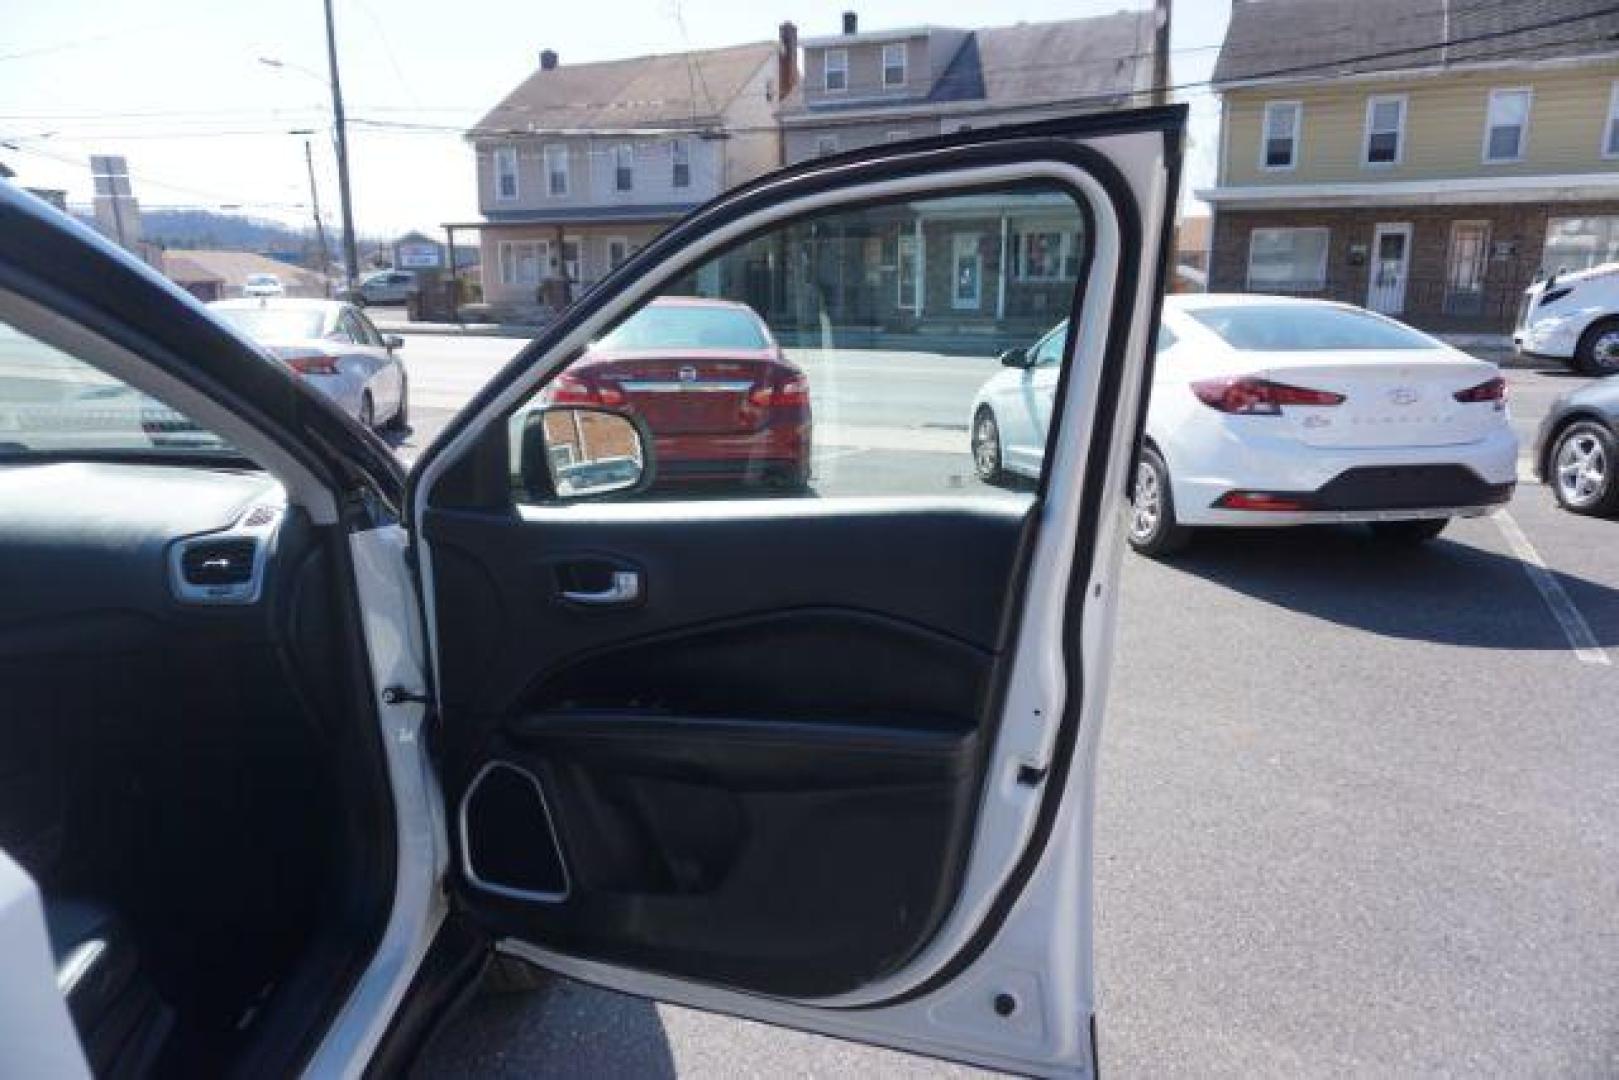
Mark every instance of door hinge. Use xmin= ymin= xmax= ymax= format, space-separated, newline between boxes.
xmin=382 ymin=685 xmax=432 ymax=705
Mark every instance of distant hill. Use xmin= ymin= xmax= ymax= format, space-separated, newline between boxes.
xmin=69 ymin=207 xmax=478 ymax=267
xmin=139 ymin=209 xmax=314 ymax=252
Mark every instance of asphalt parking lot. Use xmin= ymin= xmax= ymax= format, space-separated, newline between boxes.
xmin=395 ymin=331 xmax=1619 ymax=1077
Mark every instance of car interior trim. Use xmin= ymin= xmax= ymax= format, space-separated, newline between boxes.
xmin=410 ymin=136 xmax=1138 ymax=1011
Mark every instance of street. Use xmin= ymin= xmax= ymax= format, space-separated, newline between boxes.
xmin=398 ymin=329 xmax=1619 ymax=1077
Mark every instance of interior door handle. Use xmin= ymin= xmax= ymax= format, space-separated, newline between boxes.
xmin=559 ymin=569 xmax=641 ymax=606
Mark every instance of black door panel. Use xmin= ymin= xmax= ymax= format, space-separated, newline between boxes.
xmin=425 ymin=499 xmax=1035 ymax=720
xmin=428 ymin=499 xmax=1034 ymax=996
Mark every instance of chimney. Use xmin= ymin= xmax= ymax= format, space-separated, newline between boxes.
xmin=778 ymin=22 xmax=799 ymax=97
xmin=539 ymin=49 xmax=559 ymax=71
xmin=842 ymin=10 xmax=858 ymax=34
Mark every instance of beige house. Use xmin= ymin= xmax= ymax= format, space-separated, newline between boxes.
xmin=777 ymin=11 xmax=1156 ymax=163
xmin=161 ymin=250 xmax=327 ymax=302
xmin=459 ymin=38 xmax=794 ymax=318
xmin=1201 ymin=0 xmax=1619 ymax=331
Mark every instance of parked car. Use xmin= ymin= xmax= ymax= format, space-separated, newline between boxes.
xmin=209 ymin=297 xmax=408 ymax=431
xmin=1514 ymin=262 xmax=1619 ymax=375
xmin=347 ymin=269 xmax=418 ymax=305
xmin=1533 ymin=376 xmax=1619 ymax=516
xmin=0 ymin=109 xmax=1178 ymax=1080
xmin=241 ymin=272 xmax=284 ymax=298
xmin=535 ymin=296 xmax=812 ymax=490
xmin=972 ymin=295 xmax=1518 ymax=554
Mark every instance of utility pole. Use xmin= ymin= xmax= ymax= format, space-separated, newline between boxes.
xmin=1151 ymin=0 xmax=1172 ymax=107
xmin=323 ymin=0 xmax=359 ymax=296
xmin=302 ymin=138 xmax=333 ymax=294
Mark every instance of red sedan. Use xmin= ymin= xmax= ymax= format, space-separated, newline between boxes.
xmin=541 ymin=297 xmax=812 ymax=490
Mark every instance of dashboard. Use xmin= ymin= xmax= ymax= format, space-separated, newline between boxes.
xmin=0 ymin=461 xmax=291 ymax=653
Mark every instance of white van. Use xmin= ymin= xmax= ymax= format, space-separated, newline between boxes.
xmin=1514 ymin=261 xmax=1619 ymax=375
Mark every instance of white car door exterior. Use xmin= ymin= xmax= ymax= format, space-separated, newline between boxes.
xmin=401 ymin=109 xmax=1182 ymax=1078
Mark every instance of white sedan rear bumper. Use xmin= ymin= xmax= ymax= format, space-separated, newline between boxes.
xmin=1168 ymin=425 xmax=1519 ymax=528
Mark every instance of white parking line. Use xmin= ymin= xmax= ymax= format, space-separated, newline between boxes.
xmin=1494 ymin=510 xmax=1611 ymax=666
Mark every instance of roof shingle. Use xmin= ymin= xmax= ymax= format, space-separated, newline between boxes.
xmin=471 ymin=42 xmax=777 ymax=136
xmin=1213 ymin=0 xmax=1619 ymax=86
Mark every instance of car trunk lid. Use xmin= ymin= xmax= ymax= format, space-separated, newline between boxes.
xmin=590 ymin=351 xmax=780 ymax=436
xmin=1259 ymin=350 xmax=1504 ymax=449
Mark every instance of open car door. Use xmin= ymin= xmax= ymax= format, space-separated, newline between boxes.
xmin=410 ymin=107 xmax=1182 ymax=1077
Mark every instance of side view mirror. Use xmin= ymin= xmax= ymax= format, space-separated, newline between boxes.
xmin=383 ymin=334 xmax=405 ymax=351
xmin=999 ymin=347 xmax=1030 ymax=368
xmin=517 ymin=405 xmax=653 ymax=502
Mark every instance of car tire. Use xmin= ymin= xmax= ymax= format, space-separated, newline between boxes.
xmin=971 ymin=407 xmax=1006 ymax=485
xmin=385 ymin=375 xmax=409 ymax=432
xmin=358 ymin=391 xmax=376 ymax=431
xmin=1368 ymin=519 xmax=1449 ymax=545
xmin=1548 ymin=419 xmax=1619 ymax=516
xmin=484 ymin=953 xmax=549 ymax=994
xmin=1127 ymin=446 xmax=1191 ymax=557
xmin=1573 ymin=318 xmax=1619 ymax=376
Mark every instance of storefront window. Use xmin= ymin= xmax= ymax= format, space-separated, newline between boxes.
xmin=1015 ymin=231 xmax=1070 ymax=281
xmin=1247 ymin=227 xmax=1329 ymax=291
xmin=1542 ymin=216 xmax=1619 ymax=275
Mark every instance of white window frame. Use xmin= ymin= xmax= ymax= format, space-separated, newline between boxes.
xmin=823 ymin=48 xmax=848 ymax=92
xmin=1481 ymin=87 xmax=1532 ymax=164
xmin=614 ymin=144 xmax=634 ymax=192
xmin=493 ymin=145 xmax=519 ymax=202
xmin=1246 ymin=226 xmax=1330 ymax=291
xmin=543 ymin=144 xmax=568 ymax=198
xmin=498 ymin=239 xmax=549 ymax=287
xmin=1259 ymin=100 xmax=1301 ymax=171
xmin=605 ymin=236 xmax=630 ymax=272
xmin=896 ymin=231 xmax=920 ymax=312
xmin=951 ymin=232 xmax=983 ymax=310
xmin=882 ymin=43 xmax=907 ymax=87
xmin=1362 ymin=94 xmax=1407 ymax=167
xmin=671 ymin=139 xmax=691 ymax=189
xmin=815 ymin=134 xmax=839 ymax=157
xmin=1601 ymin=82 xmax=1619 ymax=159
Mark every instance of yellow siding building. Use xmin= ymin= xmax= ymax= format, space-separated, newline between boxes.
xmin=1201 ymin=0 xmax=1619 ymax=332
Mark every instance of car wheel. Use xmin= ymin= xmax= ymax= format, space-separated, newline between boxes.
xmin=1127 ymin=446 xmax=1190 ymax=557
xmin=358 ymin=391 xmax=376 ymax=431
xmin=385 ymin=374 xmax=409 ymax=432
xmin=1549 ymin=419 xmax=1619 ymax=516
xmin=971 ymin=407 xmax=1006 ymax=484
xmin=1574 ymin=318 xmax=1619 ymax=376
xmin=485 ymin=953 xmax=549 ymax=994
xmin=1368 ymin=519 xmax=1449 ymax=544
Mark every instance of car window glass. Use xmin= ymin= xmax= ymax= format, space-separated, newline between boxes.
xmin=508 ymin=181 xmax=1088 ymax=503
xmin=0 ymin=316 xmax=235 ymax=458
xmin=336 ymin=312 xmax=364 ymax=344
xmin=1156 ymin=325 xmax=1177 ymax=354
xmin=1032 ymin=325 xmax=1067 ymax=366
xmin=214 ymin=307 xmax=326 ymax=340
xmin=1188 ymin=304 xmax=1435 ymax=351
xmin=355 ymin=311 xmax=385 ymax=347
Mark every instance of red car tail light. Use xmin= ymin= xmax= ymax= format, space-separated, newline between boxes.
xmin=541 ymin=372 xmax=601 ymax=406
xmin=287 ymin=355 xmax=340 ymax=375
xmin=1191 ymin=377 xmax=1346 ymax=415
xmin=1214 ymin=491 xmax=1309 ymax=511
xmin=748 ymin=372 xmax=811 ymax=408
xmin=1453 ymin=377 xmax=1506 ymax=404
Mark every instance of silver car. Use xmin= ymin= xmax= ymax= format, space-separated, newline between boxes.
xmin=349 ymin=269 xmax=418 ymax=306
xmin=209 ymin=298 xmax=408 ymax=430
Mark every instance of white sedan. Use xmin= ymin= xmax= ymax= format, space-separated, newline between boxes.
xmin=210 ymin=298 xmax=408 ymax=431
xmin=971 ymin=295 xmax=1518 ymax=554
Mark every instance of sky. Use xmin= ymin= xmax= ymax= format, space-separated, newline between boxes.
xmin=0 ymin=0 xmax=1231 ymax=239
